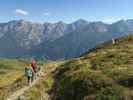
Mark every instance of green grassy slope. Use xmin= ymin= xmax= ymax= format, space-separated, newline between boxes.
xmin=49 ymin=35 xmax=133 ymax=100
xmin=21 ymin=61 xmax=65 ymax=100
xmin=0 ymin=59 xmax=29 ymax=99
xmin=1 ymin=35 xmax=133 ymax=100
xmin=0 ymin=58 xmax=64 ymax=100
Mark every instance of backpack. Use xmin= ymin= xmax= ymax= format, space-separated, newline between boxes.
xmin=25 ymin=67 xmax=33 ymax=77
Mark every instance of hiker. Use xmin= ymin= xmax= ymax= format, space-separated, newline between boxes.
xmin=31 ymin=58 xmax=38 ymax=80
xmin=112 ymin=38 xmax=116 ymax=45
xmin=25 ymin=65 xmax=33 ymax=86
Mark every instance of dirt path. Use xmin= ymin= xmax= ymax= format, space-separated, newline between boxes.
xmin=6 ymin=61 xmax=64 ymax=100
xmin=6 ymin=72 xmax=44 ymax=100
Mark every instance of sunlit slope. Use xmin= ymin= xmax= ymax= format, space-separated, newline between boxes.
xmin=0 ymin=58 xmax=65 ymax=100
xmin=21 ymin=61 xmax=65 ymax=100
xmin=3 ymin=35 xmax=133 ymax=100
xmin=49 ymin=35 xmax=133 ymax=100
xmin=0 ymin=59 xmax=28 ymax=99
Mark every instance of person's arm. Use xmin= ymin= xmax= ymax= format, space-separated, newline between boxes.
xmin=31 ymin=67 xmax=34 ymax=74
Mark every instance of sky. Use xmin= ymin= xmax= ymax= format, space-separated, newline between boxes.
xmin=0 ymin=0 xmax=133 ymax=23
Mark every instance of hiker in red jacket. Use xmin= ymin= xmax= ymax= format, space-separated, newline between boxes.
xmin=31 ymin=58 xmax=38 ymax=80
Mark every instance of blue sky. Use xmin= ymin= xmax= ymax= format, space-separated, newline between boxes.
xmin=0 ymin=0 xmax=133 ymax=23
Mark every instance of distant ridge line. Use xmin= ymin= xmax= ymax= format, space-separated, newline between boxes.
xmin=79 ymin=34 xmax=133 ymax=57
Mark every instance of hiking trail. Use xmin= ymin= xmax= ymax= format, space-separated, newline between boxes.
xmin=6 ymin=70 xmax=45 ymax=100
xmin=7 ymin=77 xmax=39 ymax=100
xmin=6 ymin=63 xmax=59 ymax=100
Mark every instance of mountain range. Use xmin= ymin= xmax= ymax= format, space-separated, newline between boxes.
xmin=0 ymin=19 xmax=133 ymax=59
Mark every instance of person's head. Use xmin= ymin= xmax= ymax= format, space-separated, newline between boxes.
xmin=31 ymin=58 xmax=37 ymax=64
xmin=25 ymin=64 xmax=29 ymax=71
xmin=26 ymin=63 xmax=30 ymax=67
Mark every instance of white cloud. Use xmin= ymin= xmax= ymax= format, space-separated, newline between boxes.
xmin=15 ymin=9 xmax=29 ymax=16
xmin=43 ymin=12 xmax=51 ymax=16
xmin=103 ymin=17 xmax=122 ymax=24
